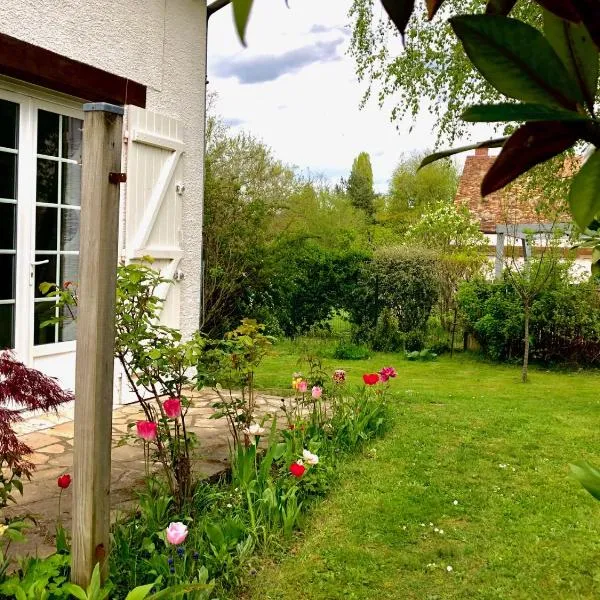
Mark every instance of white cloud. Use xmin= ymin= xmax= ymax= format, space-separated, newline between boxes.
xmin=207 ymin=0 xmax=493 ymax=193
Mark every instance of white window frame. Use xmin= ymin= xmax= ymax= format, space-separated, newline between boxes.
xmin=0 ymin=77 xmax=83 ymax=365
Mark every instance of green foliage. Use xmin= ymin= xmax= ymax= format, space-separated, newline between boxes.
xmin=347 ymin=152 xmax=376 ymax=218
xmin=459 ymin=273 xmax=600 ymax=365
xmin=350 ymin=0 xmax=600 ymax=233
xmin=48 ymin=261 xmax=207 ymax=507
xmin=259 ymin=240 xmax=369 ymax=338
xmin=202 ymin=110 xmax=296 ymax=336
xmin=368 ymin=308 xmax=404 ymax=352
xmin=405 ymin=348 xmax=438 ymax=361
xmin=198 ymin=319 xmax=274 ymax=446
xmin=333 ymin=341 xmax=371 ymax=360
xmin=349 ymin=246 xmax=439 ymax=346
xmin=383 ymin=154 xmax=459 ymax=232
xmin=202 ymin=108 xmax=371 ymax=338
xmin=403 ymin=202 xmax=487 ymax=254
xmin=104 ymin=364 xmax=392 ymax=598
xmin=571 ymin=461 xmax=600 ymax=501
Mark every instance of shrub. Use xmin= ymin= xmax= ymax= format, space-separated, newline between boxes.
xmin=333 ymin=341 xmax=371 ymax=360
xmin=256 ymin=241 xmax=368 ymax=338
xmin=369 ymin=308 xmax=404 ymax=352
xmin=349 ymin=246 xmax=439 ymax=346
xmin=458 ymin=276 xmax=600 ymax=366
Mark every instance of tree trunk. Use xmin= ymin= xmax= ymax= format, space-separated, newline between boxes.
xmin=522 ymin=305 xmax=530 ymax=383
xmin=450 ymin=305 xmax=458 ymax=358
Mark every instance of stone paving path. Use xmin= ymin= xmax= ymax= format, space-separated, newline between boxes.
xmin=5 ymin=390 xmax=286 ymax=558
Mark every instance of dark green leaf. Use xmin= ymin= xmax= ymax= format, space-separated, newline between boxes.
xmin=535 ymin=0 xmax=581 ymax=21
xmin=450 ymin=15 xmax=585 ymax=109
xmin=571 ymin=460 xmax=600 ymax=500
xmin=425 ymin=0 xmax=446 ymax=20
xmin=463 ymin=103 xmax=590 ymax=122
xmin=569 ymin=149 xmax=600 ymax=228
xmin=419 ymin=137 xmax=508 ymax=169
xmin=381 ymin=0 xmax=415 ymax=42
xmin=544 ymin=9 xmax=599 ymax=113
xmin=233 ymin=0 xmax=254 ymax=45
xmin=481 ymin=121 xmax=581 ymax=196
xmin=485 ymin=0 xmax=517 ymax=15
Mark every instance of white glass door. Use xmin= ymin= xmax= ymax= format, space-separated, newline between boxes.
xmin=0 ymin=84 xmax=83 ymax=390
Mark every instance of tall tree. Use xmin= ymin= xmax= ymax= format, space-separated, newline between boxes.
xmin=384 ymin=153 xmax=458 ymax=232
xmin=347 ymin=152 xmax=376 ymax=218
xmin=348 ymin=0 xmax=540 ymax=145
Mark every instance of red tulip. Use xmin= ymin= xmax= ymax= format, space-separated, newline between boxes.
xmin=163 ymin=397 xmax=182 ymax=419
xmin=57 ymin=474 xmax=71 ymax=489
xmin=362 ymin=373 xmax=380 ymax=386
xmin=289 ymin=461 xmax=306 ymax=478
xmin=136 ymin=420 xmax=158 ymax=441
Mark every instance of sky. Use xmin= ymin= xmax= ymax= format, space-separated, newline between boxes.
xmin=206 ymin=1 xmax=489 ymax=193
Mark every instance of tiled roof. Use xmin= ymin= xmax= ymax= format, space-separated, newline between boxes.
xmin=454 ymin=148 xmax=560 ymax=233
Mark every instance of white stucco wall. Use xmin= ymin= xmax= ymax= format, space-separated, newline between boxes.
xmin=1 ymin=0 xmax=207 ymax=337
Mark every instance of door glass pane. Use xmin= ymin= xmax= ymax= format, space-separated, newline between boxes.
xmin=0 ymin=153 xmax=17 ymax=199
xmin=58 ymin=304 xmax=77 ymax=342
xmin=37 ymin=110 xmax=59 ymax=156
xmin=34 ymin=301 xmax=56 ymax=345
xmin=0 ymin=203 xmax=15 ymax=250
xmin=0 ymin=304 xmax=14 ymax=349
xmin=61 ymin=209 xmax=80 ymax=251
xmin=60 ymin=254 xmax=79 ymax=287
xmin=62 ymin=117 xmax=83 ymax=161
xmin=35 ymin=256 xmax=58 ymax=298
xmin=0 ymin=255 xmax=15 ymax=300
xmin=0 ymin=100 xmax=18 ymax=150
xmin=37 ymin=159 xmax=59 ymax=204
xmin=62 ymin=163 xmax=81 ymax=206
xmin=35 ymin=206 xmax=58 ymax=251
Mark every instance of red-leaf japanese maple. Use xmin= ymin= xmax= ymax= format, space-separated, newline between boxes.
xmin=0 ymin=350 xmax=73 ymax=503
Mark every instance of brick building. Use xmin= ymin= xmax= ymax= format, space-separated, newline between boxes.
xmin=454 ymin=147 xmax=591 ymax=278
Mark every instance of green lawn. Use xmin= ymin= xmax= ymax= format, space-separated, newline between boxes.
xmin=247 ymin=344 xmax=600 ymax=599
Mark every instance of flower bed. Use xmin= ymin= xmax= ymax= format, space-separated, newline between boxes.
xmin=0 ymin=363 xmax=396 ymax=598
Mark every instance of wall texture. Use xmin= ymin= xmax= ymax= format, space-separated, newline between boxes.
xmin=1 ymin=0 xmax=207 ymax=337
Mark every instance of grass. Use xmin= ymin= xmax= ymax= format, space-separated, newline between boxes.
xmin=245 ymin=341 xmax=600 ymax=599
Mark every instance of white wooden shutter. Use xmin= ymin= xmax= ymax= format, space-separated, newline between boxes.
xmin=124 ymin=106 xmax=184 ymax=329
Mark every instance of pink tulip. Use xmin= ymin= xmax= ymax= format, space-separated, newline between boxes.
xmin=379 ymin=366 xmax=397 ymax=383
xmin=163 ymin=397 xmax=182 ymax=419
xmin=136 ymin=420 xmax=157 ymax=441
xmin=298 ymin=380 xmax=308 ymax=393
xmin=166 ymin=521 xmax=188 ymax=545
xmin=311 ymin=386 xmax=322 ymax=399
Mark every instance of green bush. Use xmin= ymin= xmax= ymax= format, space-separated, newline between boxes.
xmin=252 ymin=240 xmax=369 ymax=338
xmin=348 ymin=246 xmax=439 ymax=347
xmin=369 ymin=308 xmax=404 ymax=352
xmin=333 ymin=341 xmax=371 ymax=360
xmin=458 ymin=276 xmax=600 ymax=365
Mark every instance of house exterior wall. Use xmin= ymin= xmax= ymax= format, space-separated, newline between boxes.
xmin=1 ymin=0 xmax=207 ymax=338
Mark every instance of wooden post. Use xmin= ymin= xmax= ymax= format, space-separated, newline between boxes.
xmin=495 ymin=232 xmax=505 ymax=280
xmin=71 ymin=103 xmax=124 ymax=586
